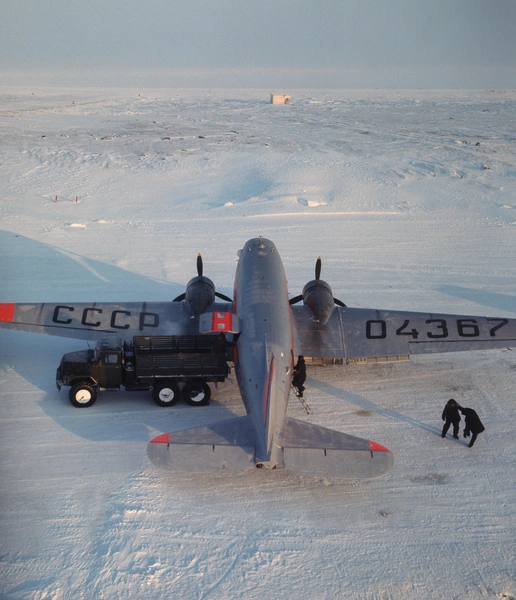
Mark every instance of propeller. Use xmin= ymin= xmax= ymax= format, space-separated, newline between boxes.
xmin=173 ymin=253 xmax=232 ymax=304
xmin=315 ymin=256 xmax=321 ymax=281
xmin=216 ymin=291 xmax=233 ymax=302
xmin=288 ymin=293 xmax=303 ymax=306
xmin=289 ymin=257 xmax=346 ymax=308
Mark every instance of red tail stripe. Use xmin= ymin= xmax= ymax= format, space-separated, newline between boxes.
xmin=150 ymin=433 xmax=171 ymax=444
xmin=369 ymin=440 xmax=390 ymax=452
xmin=0 ymin=303 xmax=15 ymax=323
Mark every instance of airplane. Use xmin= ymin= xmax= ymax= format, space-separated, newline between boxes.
xmin=2 ymin=237 xmax=516 ymax=479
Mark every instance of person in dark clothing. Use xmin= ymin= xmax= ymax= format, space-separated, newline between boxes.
xmin=212 ymin=332 xmax=226 ymax=354
xmin=441 ymin=398 xmax=462 ymax=439
xmin=460 ymin=407 xmax=485 ymax=448
xmin=292 ymin=355 xmax=306 ymax=398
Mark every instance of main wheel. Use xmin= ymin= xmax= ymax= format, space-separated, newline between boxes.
xmin=183 ymin=381 xmax=211 ymax=406
xmin=153 ymin=382 xmax=180 ymax=407
xmin=69 ymin=381 xmax=97 ymax=408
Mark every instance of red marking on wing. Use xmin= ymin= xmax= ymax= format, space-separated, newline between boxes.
xmin=0 ymin=303 xmax=15 ymax=323
xmin=150 ymin=433 xmax=171 ymax=444
xmin=211 ymin=312 xmax=233 ymax=332
xmin=369 ymin=440 xmax=390 ymax=452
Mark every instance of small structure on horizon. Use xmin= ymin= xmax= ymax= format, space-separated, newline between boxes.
xmin=270 ymin=94 xmax=291 ymax=105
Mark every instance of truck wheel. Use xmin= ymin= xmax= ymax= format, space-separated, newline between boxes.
xmin=184 ymin=381 xmax=211 ymax=406
xmin=69 ymin=382 xmax=97 ymax=408
xmin=153 ymin=382 xmax=180 ymax=407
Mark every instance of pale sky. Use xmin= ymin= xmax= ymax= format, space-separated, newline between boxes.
xmin=1 ymin=0 xmax=515 ymax=88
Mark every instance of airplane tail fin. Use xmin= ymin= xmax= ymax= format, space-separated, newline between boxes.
xmin=147 ymin=415 xmax=257 ymax=474
xmin=280 ymin=418 xmax=393 ymax=479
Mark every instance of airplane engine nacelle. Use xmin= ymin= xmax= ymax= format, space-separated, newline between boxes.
xmin=302 ymin=279 xmax=335 ymax=325
xmin=174 ymin=253 xmax=233 ymax=317
xmin=185 ymin=276 xmax=216 ymax=317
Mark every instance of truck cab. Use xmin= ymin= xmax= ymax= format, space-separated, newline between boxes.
xmin=57 ymin=338 xmax=123 ymax=407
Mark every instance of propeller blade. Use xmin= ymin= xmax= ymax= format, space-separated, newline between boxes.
xmin=289 ymin=295 xmax=303 ymax=305
xmin=334 ymin=298 xmax=347 ymax=308
xmin=315 ymin=256 xmax=321 ymax=281
xmin=215 ymin=292 xmax=233 ymax=303
xmin=173 ymin=293 xmax=186 ymax=302
xmin=197 ymin=253 xmax=203 ymax=277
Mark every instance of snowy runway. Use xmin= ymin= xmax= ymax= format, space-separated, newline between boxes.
xmin=1 ymin=88 xmax=515 ymax=599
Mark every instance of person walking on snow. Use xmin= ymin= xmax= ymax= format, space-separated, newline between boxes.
xmin=460 ymin=406 xmax=485 ymax=448
xmin=441 ymin=398 xmax=462 ymax=439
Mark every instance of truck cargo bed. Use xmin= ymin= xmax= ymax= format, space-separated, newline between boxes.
xmin=134 ymin=335 xmax=217 ymax=354
xmin=133 ymin=335 xmax=229 ymax=380
xmin=135 ymin=353 xmax=228 ymax=378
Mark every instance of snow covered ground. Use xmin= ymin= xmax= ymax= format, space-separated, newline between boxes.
xmin=1 ymin=87 xmax=516 ymax=599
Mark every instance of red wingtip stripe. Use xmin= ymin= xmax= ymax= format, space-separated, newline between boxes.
xmin=369 ymin=440 xmax=390 ymax=452
xmin=150 ymin=433 xmax=171 ymax=444
xmin=0 ymin=303 xmax=15 ymax=323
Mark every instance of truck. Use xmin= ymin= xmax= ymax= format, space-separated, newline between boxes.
xmin=56 ymin=335 xmax=230 ymax=408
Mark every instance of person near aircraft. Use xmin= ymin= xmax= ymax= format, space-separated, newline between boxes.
xmin=212 ymin=332 xmax=227 ymax=355
xmin=441 ymin=398 xmax=462 ymax=439
xmin=460 ymin=406 xmax=485 ymax=447
xmin=292 ymin=355 xmax=306 ymax=398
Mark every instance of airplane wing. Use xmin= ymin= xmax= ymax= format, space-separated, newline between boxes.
xmin=292 ymin=305 xmax=516 ymax=363
xmin=0 ymin=301 xmax=233 ymax=340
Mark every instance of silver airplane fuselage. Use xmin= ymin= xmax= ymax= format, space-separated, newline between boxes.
xmin=234 ymin=238 xmax=293 ymax=467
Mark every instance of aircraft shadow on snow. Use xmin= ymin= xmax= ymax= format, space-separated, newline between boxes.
xmin=0 ymin=230 xmax=237 ymax=441
xmin=307 ymin=377 xmax=442 ymax=437
xmin=437 ymin=285 xmax=516 ymax=315
xmin=0 ymin=229 xmax=204 ymax=303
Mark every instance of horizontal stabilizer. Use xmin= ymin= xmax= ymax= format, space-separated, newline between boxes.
xmin=147 ymin=415 xmax=256 ymax=474
xmin=281 ymin=418 xmax=393 ymax=479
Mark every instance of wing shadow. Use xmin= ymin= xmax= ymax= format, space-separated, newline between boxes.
xmin=436 ymin=285 xmax=516 ymax=315
xmin=0 ymin=230 xmax=180 ymax=302
xmin=0 ymin=231 xmax=239 ymax=440
xmin=307 ymin=377 xmax=442 ymax=437
xmin=1 ymin=328 xmax=239 ymax=442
